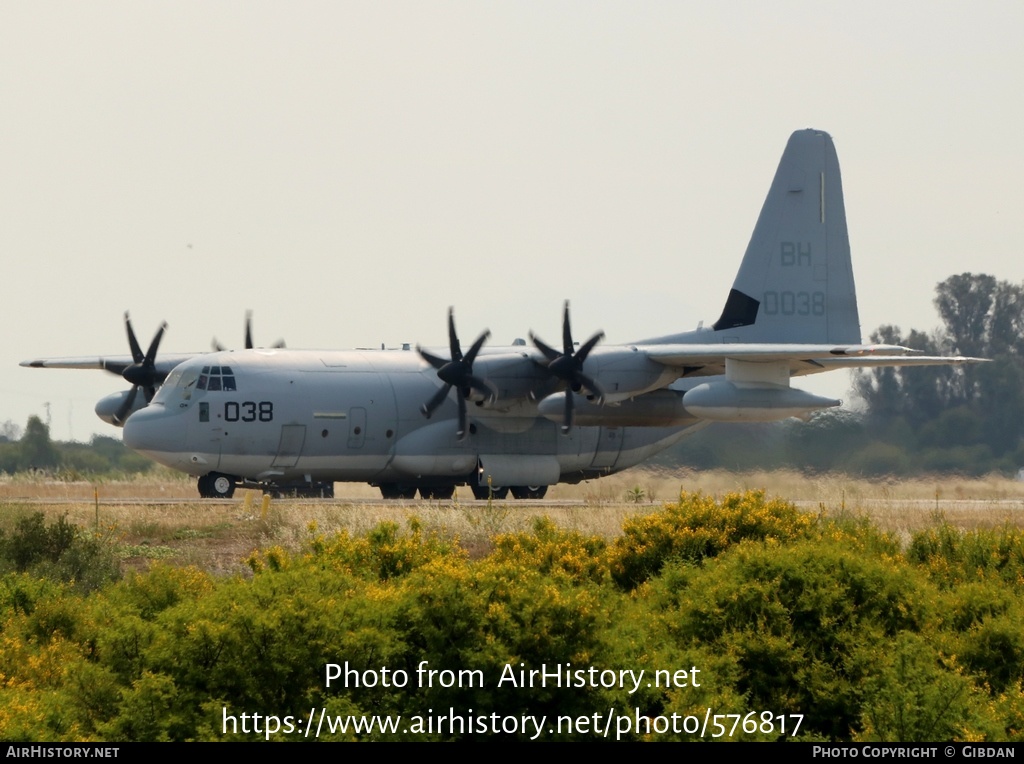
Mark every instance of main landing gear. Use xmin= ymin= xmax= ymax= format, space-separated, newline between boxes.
xmin=511 ymin=486 xmax=548 ymax=499
xmin=196 ymin=474 xmax=335 ymax=499
xmin=376 ymin=483 xmax=548 ymax=500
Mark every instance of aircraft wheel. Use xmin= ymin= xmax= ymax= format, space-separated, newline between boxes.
xmin=208 ymin=472 xmax=236 ymax=499
xmin=511 ymin=485 xmax=548 ymax=500
xmin=197 ymin=474 xmax=213 ymax=498
xmin=379 ymin=484 xmax=417 ymax=500
xmin=420 ymin=486 xmax=455 ymax=500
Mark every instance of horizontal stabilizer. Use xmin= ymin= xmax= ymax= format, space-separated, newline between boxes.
xmin=644 ymin=343 xmax=918 ymax=366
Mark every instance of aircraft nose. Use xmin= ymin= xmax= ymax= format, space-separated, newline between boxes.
xmin=122 ymin=403 xmax=186 ymax=455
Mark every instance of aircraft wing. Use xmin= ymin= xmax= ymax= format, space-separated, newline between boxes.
xmin=19 ymin=354 xmax=198 ymax=377
xmin=641 ymin=343 xmax=985 ymax=379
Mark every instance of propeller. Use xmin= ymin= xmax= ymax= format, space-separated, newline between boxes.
xmin=530 ymin=301 xmax=605 ymax=433
xmin=417 ymin=308 xmax=496 ymax=439
xmin=212 ymin=311 xmax=285 ymax=351
xmin=109 ymin=312 xmax=168 ymax=425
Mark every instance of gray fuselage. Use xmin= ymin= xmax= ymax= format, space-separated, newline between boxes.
xmin=123 ymin=347 xmax=700 ymax=489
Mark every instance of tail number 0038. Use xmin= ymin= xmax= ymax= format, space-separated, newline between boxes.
xmin=762 ymin=291 xmax=825 ymax=316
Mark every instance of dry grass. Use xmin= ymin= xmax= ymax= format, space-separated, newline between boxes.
xmin=3 ymin=467 xmax=1024 ymax=576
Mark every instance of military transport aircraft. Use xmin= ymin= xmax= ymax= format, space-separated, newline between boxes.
xmin=22 ymin=129 xmax=982 ymax=500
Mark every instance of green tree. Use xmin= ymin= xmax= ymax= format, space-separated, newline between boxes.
xmin=19 ymin=415 xmax=59 ymax=471
xmin=934 ymin=273 xmax=997 ymax=358
xmin=855 ymin=273 xmax=1024 ymax=473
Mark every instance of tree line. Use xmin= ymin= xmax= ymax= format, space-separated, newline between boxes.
xmin=0 ymin=416 xmax=154 ymax=477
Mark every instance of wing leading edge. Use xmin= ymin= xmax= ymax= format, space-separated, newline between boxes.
xmin=19 ymin=355 xmax=197 ymax=377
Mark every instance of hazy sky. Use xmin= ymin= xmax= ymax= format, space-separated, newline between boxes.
xmin=2 ymin=1 xmax=1022 ymax=442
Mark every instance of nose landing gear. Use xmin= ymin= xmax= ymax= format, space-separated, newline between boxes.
xmin=198 ymin=472 xmax=236 ymax=499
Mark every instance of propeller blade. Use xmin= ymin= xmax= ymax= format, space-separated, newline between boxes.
xmin=418 ymin=347 xmax=448 ymax=370
xmin=112 ymin=385 xmax=139 ymax=426
xmin=121 ymin=318 xmax=168 ymax=388
xmin=463 ymin=330 xmax=490 ymax=366
xmin=467 ymin=375 xmax=497 ymax=402
xmin=575 ymin=373 xmax=605 ymax=404
xmin=456 ymin=394 xmax=467 ymax=439
xmin=422 ymin=384 xmax=451 ymax=418
xmin=529 ymin=334 xmax=561 ymax=363
xmin=211 ymin=311 xmax=284 ymax=351
xmin=530 ymin=302 xmax=605 ymax=434
xmin=420 ymin=308 xmax=494 ymax=438
xmin=142 ymin=322 xmax=167 ymax=367
xmin=575 ymin=331 xmax=605 ymax=364
xmin=245 ymin=310 xmax=254 ymax=350
xmin=562 ymin=301 xmax=573 ymax=355
xmin=447 ymin=308 xmax=462 ymax=362
xmin=125 ymin=312 xmax=144 ymax=363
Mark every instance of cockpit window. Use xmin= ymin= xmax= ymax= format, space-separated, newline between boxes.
xmin=179 ymin=371 xmax=199 ymax=401
xmin=154 ymin=363 xmax=239 ymax=405
xmin=153 ymin=366 xmax=200 ymax=404
xmin=196 ymin=366 xmax=237 ymax=392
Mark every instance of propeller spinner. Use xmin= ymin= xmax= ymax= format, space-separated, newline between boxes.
xmin=418 ymin=308 xmax=496 ymax=439
xmin=530 ymin=301 xmax=605 ymax=433
xmin=107 ymin=312 xmax=168 ymax=425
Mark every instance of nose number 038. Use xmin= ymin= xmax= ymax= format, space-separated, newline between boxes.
xmin=224 ymin=401 xmax=274 ymax=422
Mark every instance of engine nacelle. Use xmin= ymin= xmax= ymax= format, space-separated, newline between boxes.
xmin=682 ymin=381 xmax=840 ymax=422
xmin=95 ymin=390 xmax=148 ymax=426
xmin=537 ymin=390 xmax=697 ymax=427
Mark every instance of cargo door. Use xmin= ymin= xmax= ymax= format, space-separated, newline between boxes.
xmin=589 ymin=426 xmax=623 ymax=469
xmin=272 ymin=425 xmax=306 ymax=468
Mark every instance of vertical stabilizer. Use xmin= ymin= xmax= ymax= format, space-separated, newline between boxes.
xmin=712 ymin=129 xmax=860 ymax=343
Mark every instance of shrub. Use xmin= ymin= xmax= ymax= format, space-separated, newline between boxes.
xmin=647 ymin=539 xmax=934 ymax=739
xmin=0 ymin=513 xmax=119 ymax=593
xmin=490 ymin=517 xmax=608 ymax=585
xmin=609 ymin=491 xmax=815 ymax=589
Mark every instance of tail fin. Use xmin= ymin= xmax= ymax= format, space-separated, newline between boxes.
xmin=712 ymin=129 xmax=860 ymax=344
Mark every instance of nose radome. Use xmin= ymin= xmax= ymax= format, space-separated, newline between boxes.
xmin=122 ymin=403 xmax=186 ymax=454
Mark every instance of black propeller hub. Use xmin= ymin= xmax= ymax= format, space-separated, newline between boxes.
xmin=122 ymin=363 xmax=158 ymax=388
xmin=417 ymin=308 xmax=495 ymax=439
xmin=110 ymin=313 xmax=168 ymax=426
xmin=530 ymin=301 xmax=605 ymax=433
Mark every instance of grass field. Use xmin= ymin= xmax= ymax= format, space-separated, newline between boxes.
xmin=3 ymin=467 xmax=1024 ymax=576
